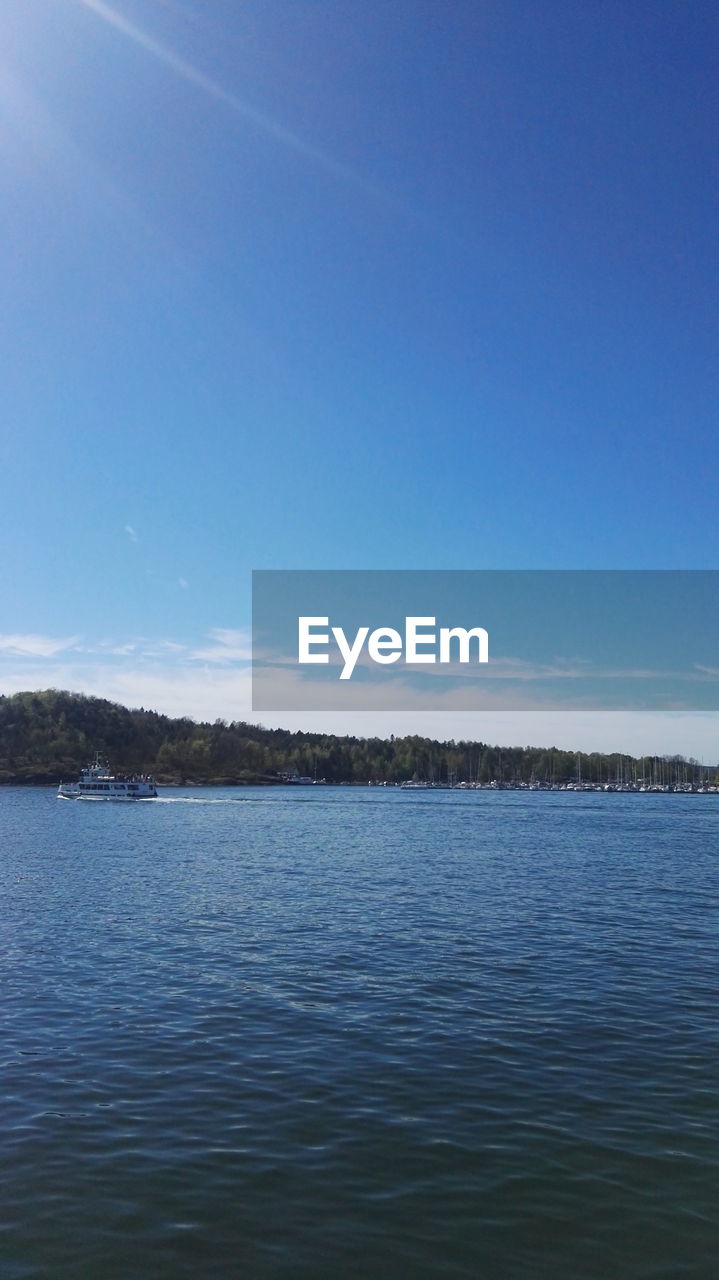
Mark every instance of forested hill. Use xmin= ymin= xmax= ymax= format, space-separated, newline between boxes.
xmin=0 ymin=690 xmax=715 ymax=787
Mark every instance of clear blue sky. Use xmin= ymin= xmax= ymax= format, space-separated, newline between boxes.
xmin=2 ymin=0 xmax=718 ymax=750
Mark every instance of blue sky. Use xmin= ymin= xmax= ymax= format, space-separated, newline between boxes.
xmin=2 ymin=0 xmax=718 ymax=753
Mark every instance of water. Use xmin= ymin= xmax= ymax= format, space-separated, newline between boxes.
xmin=1 ymin=786 xmax=718 ymax=1278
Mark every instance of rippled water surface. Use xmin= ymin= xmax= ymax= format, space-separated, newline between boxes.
xmin=2 ymin=786 xmax=718 ymax=1278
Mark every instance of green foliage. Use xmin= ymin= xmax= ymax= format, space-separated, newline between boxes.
xmin=0 ymin=689 xmax=715 ymax=786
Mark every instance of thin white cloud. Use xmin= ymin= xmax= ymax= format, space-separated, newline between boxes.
xmin=68 ymin=630 xmax=249 ymax=664
xmin=124 ymin=524 xmax=139 ymax=544
xmin=188 ymin=628 xmax=252 ymax=664
xmin=52 ymin=636 xmax=190 ymax=660
xmin=178 ymin=578 xmax=189 ymax=590
xmin=252 ymin=663 xmax=564 ymax=713
xmin=259 ymin=642 xmax=707 ymax=685
xmin=0 ymin=633 xmax=81 ymax=658
xmin=136 ymin=641 xmax=188 ymax=659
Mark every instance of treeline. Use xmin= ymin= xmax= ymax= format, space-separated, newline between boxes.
xmin=0 ymin=689 xmax=716 ymax=786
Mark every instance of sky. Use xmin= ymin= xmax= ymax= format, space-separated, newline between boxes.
xmin=1 ymin=0 xmax=718 ymax=756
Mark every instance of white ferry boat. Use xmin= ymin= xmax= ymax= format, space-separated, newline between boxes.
xmin=58 ymin=754 xmax=158 ymax=801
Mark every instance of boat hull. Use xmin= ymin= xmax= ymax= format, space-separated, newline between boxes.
xmin=58 ymin=791 xmax=157 ymax=801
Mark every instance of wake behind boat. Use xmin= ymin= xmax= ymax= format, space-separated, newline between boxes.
xmin=58 ymin=754 xmax=158 ymax=801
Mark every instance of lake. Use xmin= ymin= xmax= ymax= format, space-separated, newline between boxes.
xmin=1 ymin=786 xmax=718 ymax=1278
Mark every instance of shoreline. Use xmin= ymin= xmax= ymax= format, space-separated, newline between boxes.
xmin=3 ymin=778 xmax=717 ymax=795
